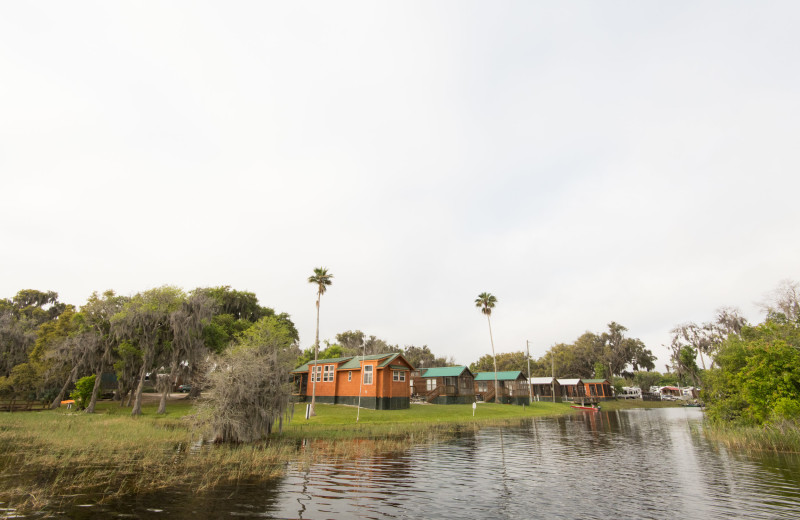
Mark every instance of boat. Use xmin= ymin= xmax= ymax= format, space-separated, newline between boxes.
xmin=571 ymin=405 xmax=600 ymax=411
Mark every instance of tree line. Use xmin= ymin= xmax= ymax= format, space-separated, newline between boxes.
xmin=0 ymin=286 xmax=299 ymax=420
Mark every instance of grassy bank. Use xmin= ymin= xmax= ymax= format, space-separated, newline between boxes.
xmin=702 ymin=421 xmax=800 ymax=454
xmin=0 ymin=399 xmax=572 ymax=511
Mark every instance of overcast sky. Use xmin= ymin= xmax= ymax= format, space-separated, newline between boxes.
xmin=2 ymin=2 xmax=798 ymax=369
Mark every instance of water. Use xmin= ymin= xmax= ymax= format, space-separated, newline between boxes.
xmin=6 ymin=408 xmax=800 ymax=519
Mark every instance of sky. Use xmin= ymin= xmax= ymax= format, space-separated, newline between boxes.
xmin=2 ymin=2 xmax=799 ymax=370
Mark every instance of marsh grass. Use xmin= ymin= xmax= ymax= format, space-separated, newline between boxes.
xmin=702 ymin=420 xmax=800 ymax=454
xmin=0 ymin=399 xmax=573 ymax=511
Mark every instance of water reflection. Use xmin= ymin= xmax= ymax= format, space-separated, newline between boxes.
xmin=23 ymin=408 xmax=800 ymax=519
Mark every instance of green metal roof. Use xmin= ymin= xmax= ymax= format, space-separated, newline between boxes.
xmin=291 ymin=356 xmax=354 ymax=373
xmin=378 ymin=353 xmax=403 ymax=368
xmin=339 ymin=353 xmax=402 ymax=370
xmin=474 ymin=371 xmax=525 ymax=381
xmin=292 ymin=352 xmax=408 ymax=373
xmin=420 ymin=366 xmax=472 ymax=378
xmin=583 ymin=379 xmax=610 ymax=384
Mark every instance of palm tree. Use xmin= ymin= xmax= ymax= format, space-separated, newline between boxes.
xmin=308 ymin=267 xmax=333 ymax=416
xmin=475 ymin=292 xmax=499 ymax=403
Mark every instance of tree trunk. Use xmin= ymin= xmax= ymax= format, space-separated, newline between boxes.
xmin=118 ymin=387 xmax=129 ymax=407
xmin=131 ymin=351 xmax=154 ymax=416
xmin=157 ymin=385 xmax=168 ymax=414
xmin=85 ymin=367 xmax=103 ymax=413
xmin=488 ymin=315 xmax=499 ymax=404
xmin=50 ymin=365 xmax=79 ymax=409
xmin=310 ymin=295 xmax=320 ymax=417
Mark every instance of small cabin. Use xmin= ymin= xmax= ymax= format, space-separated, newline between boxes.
xmin=557 ymin=378 xmax=586 ymax=401
xmin=474 ymin=371 xmax=529 ymax=405
xmin=414 ymin=366 xmax=475 ymax=404
xmin=583 ymin=379 xmax=614 ymax=401
xmin=529 ymin=377 xmax=561 ymax=402
xmin=291 ymin=353 xmax=413 ymax=410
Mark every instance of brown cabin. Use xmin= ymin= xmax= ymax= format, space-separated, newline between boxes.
xmin=474 ymin=371 xmax=529 ymax=405
xmin=529 ymin=377 xmax=561 ymax=402
xmin=557 ymin=378 xmax=586 ymax=401
xmin=413 ymin=366 xmax=475 ymax=404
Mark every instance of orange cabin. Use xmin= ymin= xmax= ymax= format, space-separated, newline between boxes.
xmin=291 ymin=353 xmax=413 ymax=410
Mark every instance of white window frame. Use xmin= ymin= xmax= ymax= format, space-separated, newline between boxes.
xmin=312 ymin=365 xmax=322 ymax=382
xmin=393 ymin=370 xmax=405 ymax=382
xmin=323 ymin=364 xmax=334 ymax=382
xmin=427 ymin=378 xmax=436 ymax=391
xmin=348 ymin=371 xmax=352 ymax=382
xmin=363 ymin=365 xmax=373 ymax=385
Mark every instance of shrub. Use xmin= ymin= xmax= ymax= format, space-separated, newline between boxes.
xmin=69 ymin=375 xmax=96 ymax=410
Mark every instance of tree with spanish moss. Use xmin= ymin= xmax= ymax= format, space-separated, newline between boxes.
xmin=197 ymin=315 xmax=300 ymax=442
xmin=112 ymin=286 xmax=184 ymax=417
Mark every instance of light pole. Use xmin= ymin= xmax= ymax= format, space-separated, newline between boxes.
xmin=356 ymin=337 xmax=366 ymax=423
xmin=526 ymin=340 xmax=533 ymax=405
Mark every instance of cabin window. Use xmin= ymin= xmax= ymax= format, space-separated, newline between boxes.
xmin=312 ymin=365 xmax=322 ymax=382
xmin=427 ymin=379 xmax=436 ymax=391
xmin=393 ymin=370 xmax=405 ymax=382
xmin=323 ymin=365 xmax=334 ymax=382
xmin=478 ymin=381 xmax=488 ymax=392
xmin=363 ymin=365 xmax=373 ymax=385
xmin=348 ymin=371 xmax=352 ymax=382
xmin=461 ymin=377 xmax=470 ymax=390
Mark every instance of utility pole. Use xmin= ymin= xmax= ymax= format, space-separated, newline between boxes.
xmin=526 ymin=340 xmax=533 ymax=405
xmin=356 ymin=338 xmax=366 ymax=422
xmin=551 ymin=354 xmax=556 ymax=403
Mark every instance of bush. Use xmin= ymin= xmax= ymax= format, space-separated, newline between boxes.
xmin=195 ymin=316 xmax=300 ymax=443
xmin=69 ymin=375 xmax=96 ymax=410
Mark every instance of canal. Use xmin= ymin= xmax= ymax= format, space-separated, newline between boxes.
xmin=15 ymin=408 xmax=800 ymax=519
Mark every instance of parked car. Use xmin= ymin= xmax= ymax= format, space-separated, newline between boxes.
xmin=178 ymin=384 xmax=191 ymax=393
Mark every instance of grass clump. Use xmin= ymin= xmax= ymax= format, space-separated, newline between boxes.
xmin=702 ymin=420 xmax=800 ymax=454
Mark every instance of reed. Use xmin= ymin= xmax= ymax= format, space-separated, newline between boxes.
xmin=702 ymin=420 xmax=800 ymax=454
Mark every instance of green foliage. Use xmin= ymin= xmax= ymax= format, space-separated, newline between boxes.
xmin=0 ymin=363 xmax=39 ymax=401
xmin=612 ymin=376 xmax=626 ymax=395
xmin=296 ymin=343 xmax=347 ymax=367
xmin=632 ymin=370 xmax=663 ymax=392
xmin=402 ymin=345 xmax=451 ymax=369
xmin=70 ymin=375 xmax=97 ymax=410
xmin=534 ymin=325 xmax=655 ymax=379
xmin=470 ymin=351 xmax=530 ymax=375
xmin=0 ymin=290 xmax=68 ymax=377
xmin=593 ymin=362 xmax=606 ymax=379
xmin=705 ymin=319 xmax=800 ymax=426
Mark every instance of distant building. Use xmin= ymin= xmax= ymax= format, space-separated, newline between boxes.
xmin=474 ymin=371 xmax=529 ymax=405
xmin=529 ymin=377 xmax=561 ymax=402
xmin=291 ymin=353 xmax=413 ymax=410
xmin=413 ymin=366 xmax=476 ymax=404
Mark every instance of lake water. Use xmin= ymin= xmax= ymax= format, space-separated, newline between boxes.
xmin=8 ymin=408 xmax=800 ymax=519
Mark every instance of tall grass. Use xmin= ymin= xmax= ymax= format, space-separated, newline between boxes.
xmin=703 ymin=420 xmax=800 ymax=454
